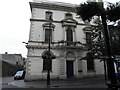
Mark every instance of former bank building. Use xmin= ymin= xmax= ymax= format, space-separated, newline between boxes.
xmin=25 ymin=0 xmax=104 ymax=81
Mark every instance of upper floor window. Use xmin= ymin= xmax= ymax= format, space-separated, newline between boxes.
xmin=66 ymin=28 xmax=73 ymax=46
xmin=42 ymin=22 xmax=55 ymax=42
xmin=86 ymin=32 xmax=92 ymax=45
xmin=45 ymin=11 xmax=53 ymax=20
xmin=42 ymin=51 xmax=52 ymax=71
xmin=65 ymin=13 xmax=73 ymax=19
xmin=45 ymin=29 xmax=52 ymax=42
xmin=86 ymin=52 xmax=94 ymax=71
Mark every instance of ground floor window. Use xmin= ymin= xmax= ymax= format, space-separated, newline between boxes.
xmin=43 ymin=59 xmax=52 ymax=71
xmin=87 ymin=59 xmax=94 ymax=71
xmin=86 ymin=52 xmax=94 ymax=71
xmin=42 ymin=51 xmax=52 ymax=71
xmin=78 ymin=61 xmax=82 ymax=72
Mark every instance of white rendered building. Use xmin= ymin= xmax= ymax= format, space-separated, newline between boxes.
xmin=25 ymin=0 xmax=104 ymax=81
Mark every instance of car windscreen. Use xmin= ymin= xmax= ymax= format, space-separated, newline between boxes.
xmin=15 ymin=71 xmax=23 ymax=76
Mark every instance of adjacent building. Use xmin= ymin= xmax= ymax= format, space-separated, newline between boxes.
xmin=25 ymin=0 xmax=104 ymax=81
xmin=0 ymin=52 xmax=23 ymax=66
xmin=0 ymin=52 xmax=24 ymax=76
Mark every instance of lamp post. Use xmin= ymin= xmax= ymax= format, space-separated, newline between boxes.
xmin=98 ymin=1 xmax=118 ymax=89
xmin=47 ymin=14 xmax=52 ymax=87
xmin=42 ymin=14 xmax=56 ymax=87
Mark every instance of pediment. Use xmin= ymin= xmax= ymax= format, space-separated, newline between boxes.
xmin=83 ymin=26 xmax=94 ymax=31
xmin=42 ymin=22 xmax=55 ymax=28
xmin=61 ymin=18 xmax=78 ymax=23
xmin=61 ymin=18 xmax=78 ymax=27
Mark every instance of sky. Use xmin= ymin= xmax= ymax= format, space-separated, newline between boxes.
xmin=0 ymin=0 xmax=119 ymax=58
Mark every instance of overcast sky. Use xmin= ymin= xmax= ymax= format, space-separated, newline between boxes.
xmin=0 ymin=0 xmax=119 ymax=57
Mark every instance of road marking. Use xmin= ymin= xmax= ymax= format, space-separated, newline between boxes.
xmin=8 ymin=82 xmax=14 ymax=85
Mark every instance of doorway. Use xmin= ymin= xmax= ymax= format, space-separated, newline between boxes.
xmin=66 ymin=61 xmax=74 ymax=78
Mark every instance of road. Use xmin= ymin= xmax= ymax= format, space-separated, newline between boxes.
xmin=1 ymin=76 xmax=107 ymax=88
xmin=0 ymin=76 xmax=18 ymax=89
xmin=1 ymin=76 xmax=120 ymax=89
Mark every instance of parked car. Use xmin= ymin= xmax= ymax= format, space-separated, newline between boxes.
xmin=14 ymin=70 xmax=26 ymax=80
xmin=114 ymin=62 xmax=120 ymax=82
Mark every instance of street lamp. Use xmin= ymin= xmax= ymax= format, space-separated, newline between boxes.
xmin=47 ymin=14 xmax=52 ymax=87
xmin=46 ymin=14 xmax=57 ymax=87
xmin=42 ymin=13 xmax=56 ymax=87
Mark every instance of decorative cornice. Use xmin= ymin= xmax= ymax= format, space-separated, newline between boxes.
xmin=30 ymin=18 xmax=87 ymax=26
xmin=26 ymin=44 xmax=85 ymax=50
xmin=30 ymin=2 xmax=76 ymax=12
xmin=83 ymin=26 xmax=94 ymax=32
xmin=28 ymin=40 xmax=59 ymax=44
xmin=27 ymin=55 xmax=41 ymax=58
xmin=42 ymin=22 xmax=55 ymax=28
xmin=61 ymin=18 xmax=78 ymax=27
xmin=61 ymin=18 xmax=78 ymax=23
xmin=30 ymin=18 xmax=60 ymax=23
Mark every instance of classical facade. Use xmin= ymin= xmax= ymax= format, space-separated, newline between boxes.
xmin=25 ymin=0 xmax=104 ymax=81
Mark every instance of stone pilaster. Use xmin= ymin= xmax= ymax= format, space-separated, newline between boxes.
xmin=82 ymin=60 xmax=87 ymax=76
xmin=59 ymin=57 xmax=66 ymax=79
xmin=94 ymin=59 xmax=104 ymax=75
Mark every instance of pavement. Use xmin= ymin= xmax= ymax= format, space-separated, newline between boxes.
xmin=10 ymin=76 xmax=108 ymax=88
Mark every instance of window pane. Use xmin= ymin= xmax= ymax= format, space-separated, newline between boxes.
xmin=66 ymin=28 xmax=73 ymax=46
xmin=86 ymin=52 xmax=94 ymax=71
xmin=87 ymin=59 xmax=94 ymax=71
xmin=46 ymin=11 xmax=53 ymax=20
xmin=43 ymin=51 xmax=52 ymax=71
xmin=43 ymin=58 xmax=52 ymax=71
xmin=78 ymin=61 xmax=82 ymax=72
xmin=45 ymin=29 xmax=52 ymax=42
xmin=65 ymin=13 xmax=73 ymax=19
xmin=86 ymin=32 xmax=92 ymax=44
xmin=43 ymin=59 xmax=48 ymax=71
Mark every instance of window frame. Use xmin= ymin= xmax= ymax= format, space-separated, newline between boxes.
xmin=45 ymin=28 xmax=52 ymax=42
xmin=87 ymin=59 xmax=95 ymax=71
xmin=85 ymin=32 xmax=92 ymax=45
xmin=45 ymin=11 xmax=53 ymax=20
xmin=86 ymin=52 xmax=95 ymax=71
xmin=65 ymin=13 xmax=73 ymax=19
xmin=66 ymin=27 xmax=73 ymax=46
xmin=43 ymin=58 xmax=52 ymax=71
xmin=42 ymin=51 xmax=54 ymax=72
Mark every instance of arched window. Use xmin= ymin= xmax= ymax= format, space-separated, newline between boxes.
xmin=66 ymin=28 xmax=73 ymax=46
xmin=42 ymin=51 xmax=53 ymax=71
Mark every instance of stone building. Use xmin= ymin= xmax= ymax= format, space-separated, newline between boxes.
xmin=0 ymin=52 xmax=23 ymax=66
xmin=25 ymin=0 xmax=104 ymax=81
xmin=0 ymin=52 xmax=24 ymax=76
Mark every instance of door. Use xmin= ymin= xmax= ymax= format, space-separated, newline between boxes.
xmin=66 ymin=61 xmax=74 ymax=78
